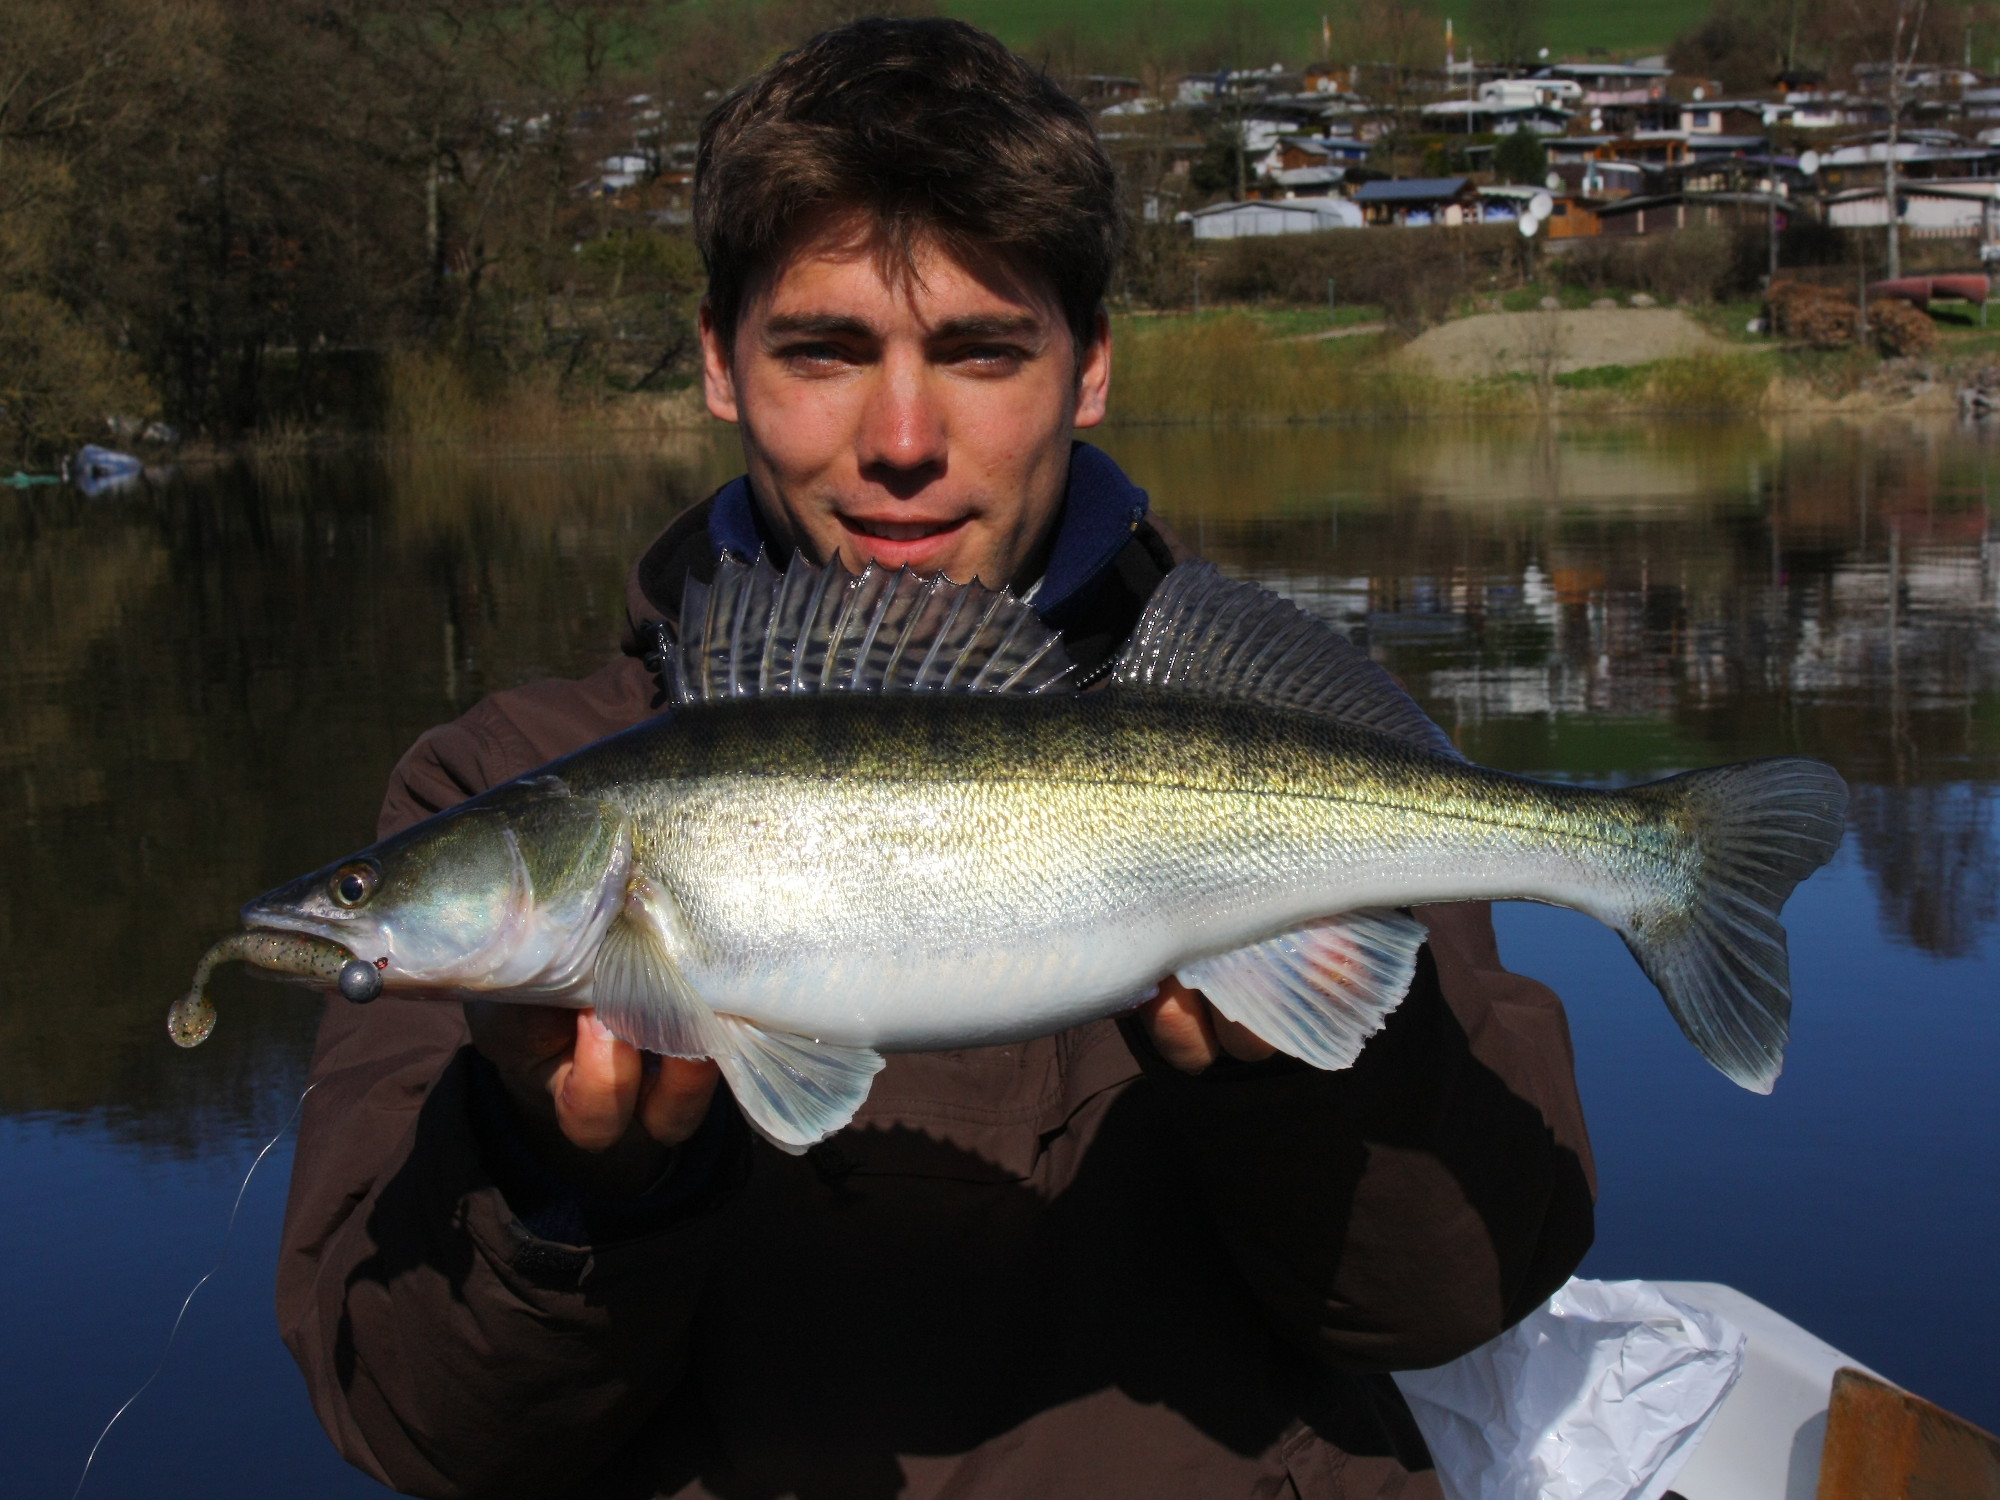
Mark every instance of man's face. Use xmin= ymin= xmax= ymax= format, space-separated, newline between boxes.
xmin=700 ymin=220 xmax=1111 ymax=591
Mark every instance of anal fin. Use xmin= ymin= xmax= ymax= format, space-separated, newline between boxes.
xmin=1178 ymin=908 xmax=1425 ymax=1070
xmin=712 ymin=1015 xmax=885 ymax=1155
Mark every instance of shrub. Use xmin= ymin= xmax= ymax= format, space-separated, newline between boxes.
xmin=575 ymin=230 xmax=704 ymax=297
xmin=1492 ymin=130 xmax=1548 ymax=186
xmin=0 ymin=291 xmax=155 ymax=464
xmin=1116 ymin=221 xmax=1200 ymax=309
xmin=1192 ymin=224 xmax=1519 ymax=332
xmin=1870 ymin=299 xmax=1938 ymax=358
xmin=384 ymin=349 xmax=483 ymax=440
xmin=1555 ymin=224 xmax=1740 ymax=304
xmin=1769 ymin=281 xmax=1857 ymax=347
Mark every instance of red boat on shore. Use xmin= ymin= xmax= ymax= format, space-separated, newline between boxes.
xmin=1868 ymin=274 xmax=1990 ymax=309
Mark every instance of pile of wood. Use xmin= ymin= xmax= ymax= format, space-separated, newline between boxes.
xmin=1870 ymin=299 xmax=1940 ymax=358
xmin=1769 ymin=281 xmax=1860 ymax=347
xmin=1767 ymin=281 xmax=1939 ymax=357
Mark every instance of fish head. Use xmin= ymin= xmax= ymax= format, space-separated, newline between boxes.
xmin=241 ymin=778 xmax=628 ymax=994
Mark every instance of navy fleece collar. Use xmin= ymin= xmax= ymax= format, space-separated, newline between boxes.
xmin=705 ymin=442 xmax=1150 ymax=619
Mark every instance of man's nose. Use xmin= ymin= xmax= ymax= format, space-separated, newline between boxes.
xmin=857 ymin=353 xmax=946 ymax=493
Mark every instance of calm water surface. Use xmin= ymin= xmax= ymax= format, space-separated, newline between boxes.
xmin=5 ymin=420 xmax=1998 ymax=1494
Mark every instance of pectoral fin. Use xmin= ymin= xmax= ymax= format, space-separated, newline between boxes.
xmin=1177 ymin=908 xmax=1426 ymax=1070
xmin=712 ymin=1015 xmax=885 ymax=1154
xmin=593 ymin=878 xmax=882 ymax=1151
xmin=593 ymin=881 xmax=723 ymax=1058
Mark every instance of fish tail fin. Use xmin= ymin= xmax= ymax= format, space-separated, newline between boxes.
xmin=1622 ymin=757 xmax=1848 ymax=1093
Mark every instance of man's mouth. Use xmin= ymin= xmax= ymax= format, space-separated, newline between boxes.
xmin=834 ymin=512 xmax=977 ymax=572
xmin=843 ymin=516 xmax=967 ymax=543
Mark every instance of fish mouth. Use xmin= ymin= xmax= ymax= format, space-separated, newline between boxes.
xmin=237 ymin=903 xmax=353 ymax=948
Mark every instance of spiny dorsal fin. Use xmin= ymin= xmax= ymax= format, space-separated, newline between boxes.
xmin=1113 ymin=562 xmax=1460 ymax=757
xmin=671 ymin=552 xmax=1074 ymax=704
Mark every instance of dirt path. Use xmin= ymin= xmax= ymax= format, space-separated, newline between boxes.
xmin=1280 ymin=322 xmax=1388 ymax=342
xmin=1402 ymin=308 xmax=1731 ymax=378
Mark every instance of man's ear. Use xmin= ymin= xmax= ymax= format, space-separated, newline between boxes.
xmin=1071 ymin=306 xmax=1111 ymax=430
xmin=699 ymin=300 xmax=740 ymax=424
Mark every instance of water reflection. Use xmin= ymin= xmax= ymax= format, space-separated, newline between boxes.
xmin=4 ymin=420 xmax=1997 ymax=1140
xmin=1097 ymin=419 xmax=2000 ymax=961
xmin=0 ymin=440 xmax=740 ymax=1139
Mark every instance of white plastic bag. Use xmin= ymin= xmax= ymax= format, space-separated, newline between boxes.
xmin=1392 ymin=1277 xmax=1745 ymax=1500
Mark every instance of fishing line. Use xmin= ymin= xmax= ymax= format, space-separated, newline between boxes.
xmin=71 ymin=1079 xmax=318 ymax=1499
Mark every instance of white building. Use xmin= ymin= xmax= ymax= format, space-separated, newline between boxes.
xmin=1179 ymin=198 xmax=1364 ymax=239
xmin=1478 ymin=77 xmax=1581 ymax=109
xmin=1826 ymin=182 xmax=2000 ymax=236
xmin=1421 ymin=98 xmax=1569 ymax=135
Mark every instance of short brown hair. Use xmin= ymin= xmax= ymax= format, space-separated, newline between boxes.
xmin=694 ymin=18 xmax=1123 ymax=351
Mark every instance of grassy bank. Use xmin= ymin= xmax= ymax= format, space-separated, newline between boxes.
xmin=1101 ymin=309 xmax=1964 ymax=424
xmin=220 ymin=304 xmax=1971 ymax=454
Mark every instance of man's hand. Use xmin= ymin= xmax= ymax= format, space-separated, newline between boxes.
xmin=1136 ymin=976 xmax=1277 ymax=1073
xmin=465 ymin=1002 xmax=721 ymax=1196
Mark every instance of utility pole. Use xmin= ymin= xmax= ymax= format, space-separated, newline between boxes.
xmin=1884 ymin=0 xmax=1927 ymax=282
xmin=1767 ymin=150 xmax=1779 ymax=287
xmin=1233 ymin=72 xmax=1248 ymax=201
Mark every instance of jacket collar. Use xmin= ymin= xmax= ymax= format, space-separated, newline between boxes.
xmin=703 ymin=442 xmax=1149 ymax=619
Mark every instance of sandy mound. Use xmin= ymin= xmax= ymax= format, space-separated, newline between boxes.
xmin=1402 ymin=308 xmax=1730 ymax=379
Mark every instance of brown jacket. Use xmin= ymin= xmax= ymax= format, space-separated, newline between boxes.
xmin=277 ymin=499 xmax=1596 ymax=1500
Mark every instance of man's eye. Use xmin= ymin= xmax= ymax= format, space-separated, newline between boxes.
xmin=952 ymin=344 xmax=1026 ymax=370
xmin=780 ymin=342 xmax=851 ymax=366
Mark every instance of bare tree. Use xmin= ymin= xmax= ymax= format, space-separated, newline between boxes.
xmin=1472 ymin=0 xmax=1546 ymax=70
xmin=1333 ymin=0 xmax=1445 ymax=146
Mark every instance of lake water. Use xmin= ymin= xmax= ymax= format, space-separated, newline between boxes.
xmin=5 ymin=419 xmax=1998 ymax=1494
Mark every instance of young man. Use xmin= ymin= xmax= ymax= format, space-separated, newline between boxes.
xmin=279 ymin=21 xmax=1593 ymax=1499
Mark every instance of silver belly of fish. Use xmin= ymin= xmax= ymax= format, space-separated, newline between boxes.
xmin=642 ymin=770 xmax=1575 ymax=1053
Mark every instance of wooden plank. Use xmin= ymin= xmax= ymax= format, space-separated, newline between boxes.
xmin=1816 ymin=1367 xmax=2000 ymax=1500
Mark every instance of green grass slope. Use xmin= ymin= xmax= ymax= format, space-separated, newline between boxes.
xmin=948 ymin=0 xmax=1708 ymax=65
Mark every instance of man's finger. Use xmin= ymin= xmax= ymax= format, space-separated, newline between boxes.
xmin=1211 ymin=1011 xmax=1278 ymax=1063
xmin=638 ymin=1056 xmax=723 ymax=1145
xmin=1140 ymin=979 xmax=1219 ymax=1073
xmin=552 ymin=1010 xmax=642 ymax=1151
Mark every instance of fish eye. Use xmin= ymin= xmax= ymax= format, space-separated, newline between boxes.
xmin=331 ymin=863 xmax=379 ymax=908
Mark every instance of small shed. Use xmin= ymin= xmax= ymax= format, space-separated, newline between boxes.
xmin=1595 ymin=191 xmax=1784 ymax=238
xmin=1680 ymin=102 xmax=1769 ymax=135
xmin=1269 ymin=166 xmax=1348 ymax=195
xmin=1180 ymin=198 xmax=1364 ymax=239
xmin=1480 ymin=187 xmax=1601 ymax=238
xmin=1260 ymin=136 xmax=1372 ymax=174
xmin=1352 ymin=177 xmax=1481 ymax=227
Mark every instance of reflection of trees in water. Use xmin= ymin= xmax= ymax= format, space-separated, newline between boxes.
xmin=0 ymin=438 xmax=736 ymax=1150
xmin=1849 ymin=783 xmax=2000 ymax=958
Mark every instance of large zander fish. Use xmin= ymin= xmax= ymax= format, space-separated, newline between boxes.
xmin=172 ymin=554 xmax=1848 ymax=1150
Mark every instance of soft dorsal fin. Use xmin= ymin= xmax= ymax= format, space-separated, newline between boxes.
xmin=670 ymin=552 xmax=1075 ymax=704
xmin=1113 ymin=562 xmax=1460 ymax=757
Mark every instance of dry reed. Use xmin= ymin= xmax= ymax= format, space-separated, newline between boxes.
xmin=1108 ymin=314 xmax=1445 ymax=424
xmin=1645 ymin=352 xmax=1773 ymax=416
xmin=384 ymin=350 xmax=718 ymax=446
